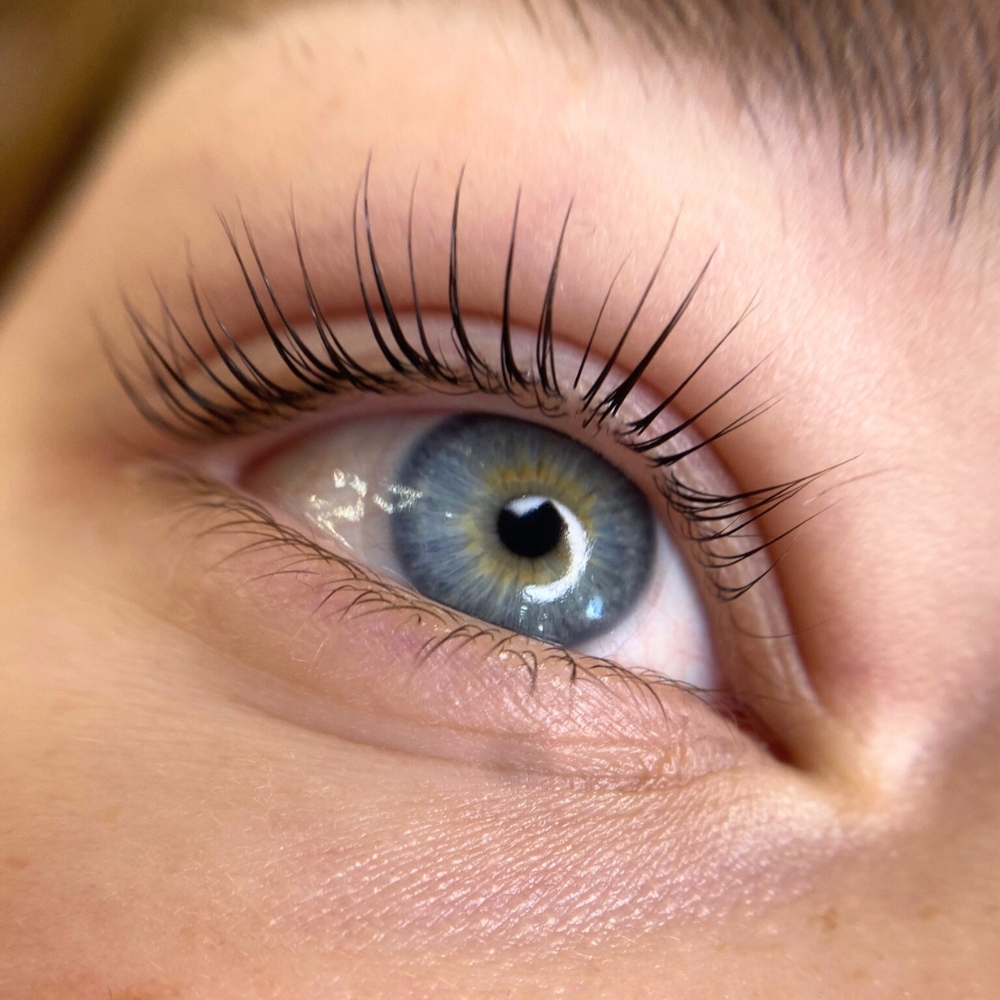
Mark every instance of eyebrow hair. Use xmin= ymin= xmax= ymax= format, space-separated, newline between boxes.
xmin=564 ymin=0 xmax=1000 ymax=223
xmin=153 ymin=0 xmax=1000 ymax=227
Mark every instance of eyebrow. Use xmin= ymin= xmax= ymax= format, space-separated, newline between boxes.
xmin=559 ymin=0 xmax=1000 ymax=222
xmin=138 ymin=0 xmax=1000 ymax=229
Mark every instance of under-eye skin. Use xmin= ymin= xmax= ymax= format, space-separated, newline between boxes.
xmin=108 ymin=171 xmax=830 ymax=769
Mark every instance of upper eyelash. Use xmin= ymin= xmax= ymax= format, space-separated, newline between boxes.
xmin=104 ymin=164 xmax=831 ymax=602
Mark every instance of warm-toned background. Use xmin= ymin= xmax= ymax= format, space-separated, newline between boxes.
xmin=1 ymin=0 xmax=153 ymax=281
xmin=0 ymin=0 xmax=258 ymax=286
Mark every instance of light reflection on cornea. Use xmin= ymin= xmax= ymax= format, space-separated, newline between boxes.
xmin=520 ymin=497 xmax=594 ymax=605
xmin=374 ymin=483 xmax=423 ymax=514
xmin=305 ymin=471 xmax=424 ymax=549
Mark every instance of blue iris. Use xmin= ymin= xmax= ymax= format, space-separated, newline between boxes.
xmin=390 ymin=414 xmax=655 ymax=645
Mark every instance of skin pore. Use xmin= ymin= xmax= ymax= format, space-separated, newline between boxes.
xmin=1 ymin=1 xmax=999 ymax=997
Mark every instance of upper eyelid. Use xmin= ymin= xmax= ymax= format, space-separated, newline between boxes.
xmin=109 ymin=167 xmax=743 ymax=444
xmin=106 ymin=171 xmax=834 ymax=606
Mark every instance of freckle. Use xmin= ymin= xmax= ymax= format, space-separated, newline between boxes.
xmin=4 ymin=856 xmax=30 ymax=870
xmin=819 ymin=907 xmax=839 ymax=931
xmin=102 ymin=805 xmax=123 ymax=824
xmin=918 ymin=905 xmax=940 ymax=921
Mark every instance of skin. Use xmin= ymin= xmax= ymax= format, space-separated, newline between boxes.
xmin=1 ymin=2 xmax=999 ymax=997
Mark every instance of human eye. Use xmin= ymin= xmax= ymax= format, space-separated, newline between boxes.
xmin=105 ymin=169 xmax=825 ymax=783
xmin=248 ymin=408 xmax=712 ymax=680
xmin=10 ymin=3 xmax=1000 ymax=993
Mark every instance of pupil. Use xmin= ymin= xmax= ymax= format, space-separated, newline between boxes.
xmin=497 ymin=497 xmax=564 ymax=559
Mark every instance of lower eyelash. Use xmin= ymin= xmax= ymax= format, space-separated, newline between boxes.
xmin=105 ymin=164 xmax=833 ymax=604
xmin=170 ymin=471 xmax=706 ymax=703
xmin=156 ymin=467 xmax=787 ymax=759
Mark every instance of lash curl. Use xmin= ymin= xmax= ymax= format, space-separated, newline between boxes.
xmin=105 ymin=164 xmax=831 ymax=613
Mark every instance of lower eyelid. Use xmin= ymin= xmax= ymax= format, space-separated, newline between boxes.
xmin=227 ymin=615 xmax=757 ymax=788
xmin=143 ymin=473 xmax=766 ymax=786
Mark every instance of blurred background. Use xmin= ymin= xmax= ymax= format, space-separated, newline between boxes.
xmin=0 ymin=0 xmax=244 ymax=285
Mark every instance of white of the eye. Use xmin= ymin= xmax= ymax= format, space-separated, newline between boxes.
xmin=512 ymin=496 xmax=595 ymax=605
xmin=579 ymin=521 xmax=716 ymax=688
xmin=305 ymin=469 xmax=368 ymax=549
xmin=307 ymin=471 xmax=426 ymax=545
xmin=255 ymin=414 xmax=719 ymax=690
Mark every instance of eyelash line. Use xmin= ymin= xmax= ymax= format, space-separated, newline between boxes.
xmin=105 ymin=165 xmax=829 ymax=603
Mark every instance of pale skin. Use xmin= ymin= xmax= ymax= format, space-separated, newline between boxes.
xmin=1 ymin=2 xmax=999 ymax=997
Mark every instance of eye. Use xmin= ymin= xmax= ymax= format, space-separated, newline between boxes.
xmin=391 ymin=414 xmax=652 ymax=647
xmin=245 ymin=408 xmax=716 ymax=687
xmin=111 ymin=178 xmax=821 ymax=779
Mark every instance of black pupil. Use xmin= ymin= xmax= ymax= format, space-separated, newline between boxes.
xmin=497 ymin=498 xmax=564 ymax=559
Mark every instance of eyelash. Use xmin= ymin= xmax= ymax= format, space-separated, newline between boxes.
xmin=106 ymin=166 xmax=826 ymax=610
xmin=168 ymin=470 xmax=780 ymax=746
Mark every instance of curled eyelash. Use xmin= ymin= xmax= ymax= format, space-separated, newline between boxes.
xmin=105 ymin=165 xmax=830 ymax=602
